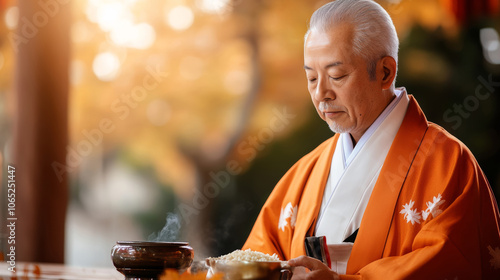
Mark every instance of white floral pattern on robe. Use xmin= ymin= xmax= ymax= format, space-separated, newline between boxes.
xmin=278 ymin=202 xmax=297 ymax=231
xmin=400 ymin=194 xmax=445 ymax=225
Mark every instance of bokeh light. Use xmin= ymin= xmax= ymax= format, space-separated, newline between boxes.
xmin=4 ymin=6 xmax=19 ymax=30
xmin=86 ymin=0 xmax=134 ymax=32
xmin=196 ymin=0 xmax=232 ymax=14
xmin=92 ymin=52 xmax=121 ymax=81
xmin=110 ymin=22 xmax=156 ymax=49
xmin=166 ymin=5 xmax=194 ymax=31
xmin=480 ymin=28 xmax=500 ymax=64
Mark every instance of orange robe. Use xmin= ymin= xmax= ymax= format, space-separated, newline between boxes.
xmin=242 ymin=96 xmax=500 ymax=279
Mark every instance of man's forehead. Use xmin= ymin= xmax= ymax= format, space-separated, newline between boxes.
xmin=304 ymin=24 xmax=356 ymax=68
xmin=305 ymin=31 xmax=335 ymax=49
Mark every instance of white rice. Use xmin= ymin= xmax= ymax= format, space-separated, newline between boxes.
xmin=211 ymin=249 xmax=281 ymax=262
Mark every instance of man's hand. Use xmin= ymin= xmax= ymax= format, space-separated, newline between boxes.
xmin=288 ymin=256 xmax=339 ymax=280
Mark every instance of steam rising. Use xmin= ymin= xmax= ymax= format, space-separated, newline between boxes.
xmin=148 ymin=212 xmax=181 ymax=242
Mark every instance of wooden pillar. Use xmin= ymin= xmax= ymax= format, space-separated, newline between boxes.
xmin=13 ymin=0 xmax=71 ymax=263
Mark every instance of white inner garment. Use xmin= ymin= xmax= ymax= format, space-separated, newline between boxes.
xmin=315 ymin=88 xmax=409 ymax=274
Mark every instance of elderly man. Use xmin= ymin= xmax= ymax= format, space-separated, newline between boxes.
xmin=242 ymin=0 xmax=500 ymax=279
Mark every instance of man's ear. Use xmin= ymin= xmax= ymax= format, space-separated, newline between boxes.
xmin=379 ymin=56 xmax=397 ymax=90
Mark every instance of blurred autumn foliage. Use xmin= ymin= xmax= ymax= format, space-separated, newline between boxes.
xmin=67 ymin=0 xmax=320 ymax=199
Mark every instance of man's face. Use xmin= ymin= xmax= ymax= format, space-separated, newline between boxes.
xmin=304 ymin=23 xmax=386 ymax=142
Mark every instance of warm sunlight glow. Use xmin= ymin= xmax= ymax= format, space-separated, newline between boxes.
xmin=4 ymin=6 xmax=19 ymax=30
xmin=92 ymin=52 xmax=121 ymax=81
xmin=166 ymin=5 xmax=194 ymax=31
xmin=72 ymin=21 xmax=93 ymax=43
xmin=196 ymin=0 xmax=232 ymax=14
xmin=86 ymin=0 xmax=134 ymax=32
xmin=110 ymin=22 xmax=156 ymax=49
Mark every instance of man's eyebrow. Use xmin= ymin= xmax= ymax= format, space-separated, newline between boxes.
xmin=303 ymin=61 xmax=343 ymax=70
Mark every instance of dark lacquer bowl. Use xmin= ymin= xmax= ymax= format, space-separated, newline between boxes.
xmin=111 ymin=241 xmax=194 ymax=279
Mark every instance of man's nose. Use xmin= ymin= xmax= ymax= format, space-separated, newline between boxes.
xmin=314 ymin=76 xmax=335 ymax=101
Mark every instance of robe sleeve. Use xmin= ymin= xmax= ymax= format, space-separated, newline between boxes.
xmin=243 ymin=137 xmax=335 ymax=261
xmin=341 ymin=143 xmax=500 ymax=279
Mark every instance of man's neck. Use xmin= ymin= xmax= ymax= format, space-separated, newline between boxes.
xmin=350 ymin=89 xmax=396 ymax=146
xmin=342 ymin=87 xmax=407 ymax=167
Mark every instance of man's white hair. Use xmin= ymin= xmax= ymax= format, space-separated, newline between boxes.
xmin=305 ymin=0 xmax=399 ymax=83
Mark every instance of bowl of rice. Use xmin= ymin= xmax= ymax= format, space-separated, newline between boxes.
xmin=206 ymin=249 xmax=292 ymax=280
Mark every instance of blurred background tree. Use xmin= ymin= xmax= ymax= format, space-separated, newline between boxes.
xmin=0 ymin=0 xmax=498 ymax=267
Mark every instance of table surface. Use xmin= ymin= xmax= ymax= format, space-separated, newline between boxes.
xmin=0 ymin=262 xmax=123 ymax=280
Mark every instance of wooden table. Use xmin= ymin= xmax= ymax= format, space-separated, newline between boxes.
xmin=0 ymin=262 xmax=123 ymax=279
